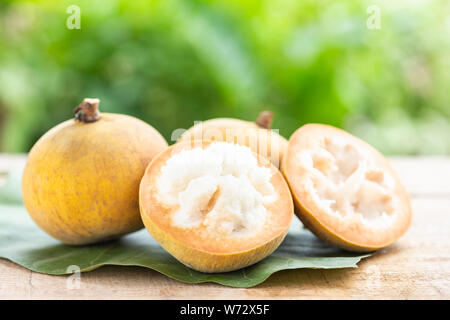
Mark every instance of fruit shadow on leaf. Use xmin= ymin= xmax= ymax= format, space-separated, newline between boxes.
xmin=275 ymin=231 xmax=363 ymax=258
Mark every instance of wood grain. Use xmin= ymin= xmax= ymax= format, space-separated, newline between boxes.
xmin=1 ymin=155 xmax=449 ymax=299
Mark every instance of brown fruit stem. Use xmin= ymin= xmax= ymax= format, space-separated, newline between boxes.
xmin=255 ymin=111 xmax=273 ymax=129
xmin=74 ymin=98 xmax=101 ymax=123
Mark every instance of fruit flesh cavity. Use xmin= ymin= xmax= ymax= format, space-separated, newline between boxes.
xmin=22 ymin=99 xmax=168 ymax=245
xmin=299 ymin=136 xmax=397 ymax=225
xmin=282 ymin=124 xmax=411 ymax=252
xmin=139 ymin=141 xmax=293 ymax=272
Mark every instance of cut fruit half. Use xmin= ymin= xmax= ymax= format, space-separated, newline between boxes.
xmin=282 ymin=124 xmax=412 ymax=252
xmin=139 ymin=140 xmax=293 ymax=273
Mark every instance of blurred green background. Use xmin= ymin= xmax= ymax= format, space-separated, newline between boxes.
xmin=0 ymin=0 xmax=449 ymax=154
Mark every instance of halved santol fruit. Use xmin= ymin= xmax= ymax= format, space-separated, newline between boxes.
xmin=22 ymin=98 xmax=168 ymax=245
xmin=282 ymin=124 xmax=412 ymax=252
xmin=178 ymin=112 xmax=288 ymax=169
xmin=139 ymin=140 xmax=293 ymax=273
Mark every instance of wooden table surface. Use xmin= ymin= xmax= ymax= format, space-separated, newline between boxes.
xmin=0 ymin=155 xmax=449 ymax=300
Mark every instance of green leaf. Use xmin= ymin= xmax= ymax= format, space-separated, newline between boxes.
xmin=0 ymin=171 xmax=370 ymax=288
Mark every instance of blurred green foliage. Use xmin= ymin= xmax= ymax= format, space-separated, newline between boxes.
xmin=0 ymin=0 xmax=449 ymax=154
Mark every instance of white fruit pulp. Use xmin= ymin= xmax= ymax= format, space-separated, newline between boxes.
xmin=297 ymin=136 xmax=398 ymax=228
xmin=156 ymin=142 xmax=277 ymax=236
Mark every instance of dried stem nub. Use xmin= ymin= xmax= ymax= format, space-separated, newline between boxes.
xmin=74 ymin=98 xmax=101 ymax=123
xmin=255 ymin=111 xmax=273 ymax=129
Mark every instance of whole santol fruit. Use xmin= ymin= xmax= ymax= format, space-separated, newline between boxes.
xmin=139 ymin=140 xmax=293 ymax=272
xmin=22 ymin=98 xmax=168 ymax=245
xmin=178 ymin=112 xmax=288 ymax=169
xmin=282 ymin=124 xmax=412 ymax=252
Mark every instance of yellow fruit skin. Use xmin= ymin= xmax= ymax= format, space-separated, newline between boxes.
xmin=22 ymin=113 xmax=168 ymax=245
xmin=179 ymin=118 xmax=288 ymax=169
xmin=140 ymin=200 xmax=289 ymax=273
